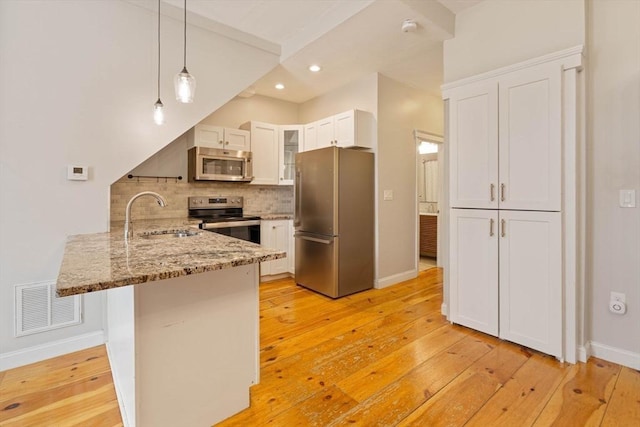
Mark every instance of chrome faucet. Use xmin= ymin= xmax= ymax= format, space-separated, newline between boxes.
xmin=124 ymin=191 xmax=167 ymax=240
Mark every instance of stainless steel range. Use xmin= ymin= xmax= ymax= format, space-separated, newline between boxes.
xmin=188 ymin=196 xmax=261 ymax=244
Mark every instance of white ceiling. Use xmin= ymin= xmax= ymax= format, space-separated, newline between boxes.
xmin=163 ymin=0 xmax=482 ymax=103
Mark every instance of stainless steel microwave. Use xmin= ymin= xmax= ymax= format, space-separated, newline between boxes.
xmin=188 ymin=146 xmax=253 ymax=182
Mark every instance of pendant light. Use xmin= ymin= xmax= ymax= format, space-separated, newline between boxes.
xmin=174 ymin=0 xmax=196 ymax=103
xmin=153 ymin=0 xmax=165 ymax=125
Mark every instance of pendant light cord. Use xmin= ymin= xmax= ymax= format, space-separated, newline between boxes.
xmin=183 ymin=0 xmax=187 ymax=68
xmin=157 ymin=0 xmax=161 ymax=99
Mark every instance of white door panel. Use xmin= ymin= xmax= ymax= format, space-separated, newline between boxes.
xmin=498 ymin=210 xmax=562 ymax=357
xmin=450 ymin=209 xmax=499 ymax=336
xmin=499 ymin=63 xmax=561 ymax=211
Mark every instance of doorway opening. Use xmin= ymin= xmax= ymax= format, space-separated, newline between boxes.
xmin=415 ymin=130 xmax=443 ymax=272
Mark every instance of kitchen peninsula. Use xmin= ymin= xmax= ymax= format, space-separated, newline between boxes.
xmin=56 ymin=221 xmax=286 ymax=426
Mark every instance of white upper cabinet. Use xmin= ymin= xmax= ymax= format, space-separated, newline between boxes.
xmin=498 ymin=63 xmax=561 ymax=211
xmin=279 ymin=126 xmax=303 ymax=185
xmin=448 ymin=63 xmax=561 ymax=211
xmin=448 ymin=82 xmax=499 ymax=209
xmin=316 ymin=116 xmax=335 ymax=148
xmin=187 ymin=124 xmax=250 ymax=151
xmin=241 ymin=122 xmax=279 ymax=185
xmin=302 ymin=110 xmax=374 ymax=151
xmin=303 ymin=122 xmax=318 ymax=152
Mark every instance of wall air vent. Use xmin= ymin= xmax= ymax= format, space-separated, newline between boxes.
xmin=15 ymin=281 xmax=82 ymax=337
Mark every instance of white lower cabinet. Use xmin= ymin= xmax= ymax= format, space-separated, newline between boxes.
xmin=450 ymin=208 xmax=561 ymax=357
xmin=287 ymin=220 xmax=294 ymax=274
xmin=260 ymin=220 xmax=290 ymax=277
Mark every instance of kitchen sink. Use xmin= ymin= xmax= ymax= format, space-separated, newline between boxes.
xmin=140 ymin=229 xmax=201 ymax=239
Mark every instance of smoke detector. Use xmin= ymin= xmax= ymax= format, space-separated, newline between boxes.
xmin=401 ymin=19 xmax=418 ymax=33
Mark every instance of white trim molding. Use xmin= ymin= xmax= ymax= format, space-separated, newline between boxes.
xmin=0 ymin=331 xmax=105 ymax=371
xmin=588 ymin=341 xmax=640 ymax=370
xmin=442 ymin=45 xmax=585 ymax=97
xmin=375 ymin=269 xmax=418 ymax=289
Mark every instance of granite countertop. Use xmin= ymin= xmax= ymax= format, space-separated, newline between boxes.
xmin=56 ymin=219 xmax=286 ymax=297
xmin=251 ymin=213 xmax=294 ymax=220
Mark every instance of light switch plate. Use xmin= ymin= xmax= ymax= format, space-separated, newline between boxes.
xmin=619 ymin=189 xmax=636 ymax=208
xmin=383 ymin=190 xmax=393 ymax=201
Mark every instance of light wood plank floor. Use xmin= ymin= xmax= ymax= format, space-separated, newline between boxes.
xmin=1 ymin=269 xmax=638 ymax=426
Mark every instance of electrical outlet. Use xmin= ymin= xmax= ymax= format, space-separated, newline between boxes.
xmin=383 ymin=190 xmax=393 ymax=201
xmin=609 ymin=292 xmax=627 ymax=315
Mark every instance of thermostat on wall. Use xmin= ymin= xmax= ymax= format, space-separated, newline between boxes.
xmin=67 ymin=165 xmax=88 ymax=181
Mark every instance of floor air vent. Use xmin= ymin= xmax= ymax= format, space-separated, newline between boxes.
xmin=15 ymin=281 xmax=81 ymax=336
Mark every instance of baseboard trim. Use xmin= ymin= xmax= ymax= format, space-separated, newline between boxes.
xmin=441 ymin=303 xmax=449 ymax=317
xmin=0 ymin=330 xmax=105 ymax=371
xmin=375 ymin=269 xmax=418 ymax=289
xmin=588 ymin=341 xmax=640 ymax=370
xmin=578 ymin=342 xmax=591 ymax=363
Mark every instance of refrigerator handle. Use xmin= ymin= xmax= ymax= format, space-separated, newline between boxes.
xmin=294 ymin=169 xmax=301 ymax=227
xmin=294 ymin=233 xmax=333 ymax=245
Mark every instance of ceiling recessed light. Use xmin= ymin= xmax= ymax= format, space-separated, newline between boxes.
xmin=275 ymin=83 xmax=285 ymax=90
xmin=309 ymin=64 xmax=321 ymax=72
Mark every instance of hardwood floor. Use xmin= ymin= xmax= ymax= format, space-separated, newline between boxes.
xmin=0 ymin=345 xmax=121 ymax=426
xmin=1 ymin=268 xmax=638 ymax=426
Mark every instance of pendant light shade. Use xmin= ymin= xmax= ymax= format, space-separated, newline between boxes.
xmin=154 ymin=99 xmax=165 ymax=125
xmin=153 ymin=0 xmax=165 ymax=125
xmin=175 ymin=66 xmax=196 ymax=103
xmin=175 ymin=0 xmax=195 ymax=103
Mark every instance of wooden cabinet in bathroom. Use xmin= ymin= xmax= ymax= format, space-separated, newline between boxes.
xmin=419 ymin=215 xmax=437 ymax=257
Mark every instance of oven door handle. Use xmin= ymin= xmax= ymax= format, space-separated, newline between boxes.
xmin=200 ymin=220 xmax=261 ymax=229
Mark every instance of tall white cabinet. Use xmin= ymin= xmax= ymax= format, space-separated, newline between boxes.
xmin=444 ymin=47 xmax=584 ymax=361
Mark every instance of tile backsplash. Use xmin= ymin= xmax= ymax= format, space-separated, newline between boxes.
xmin=110 ymin=177 xmax=293 ymax=222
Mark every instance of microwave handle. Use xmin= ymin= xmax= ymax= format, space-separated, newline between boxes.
xmin=294 ymin=169 xmax=301 ymax=227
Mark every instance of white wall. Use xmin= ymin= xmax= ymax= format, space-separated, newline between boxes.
xmin=299 ymin=73 xmax=379 ymax=123
xmin=377 ymin=75 xmax=443 ymax=283
xmin=444 ymin=0 xmax=585 ymax=82
xmin=586 ymin=0 xmax=640 ymax=366
xmin=201 ymin=94 xmax=300 ymax=128
xmin=0 ymin=0 xmax=279 ymax=366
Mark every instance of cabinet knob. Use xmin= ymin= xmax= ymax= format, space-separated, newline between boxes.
xmin=225 ymin=141 xmax=229 ymax=145
xmin=219 ymin=140 xmax=224 ymax=144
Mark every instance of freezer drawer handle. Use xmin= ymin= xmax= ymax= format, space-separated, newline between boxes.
xmin=294 ymin=234 xmax=333 ymax=245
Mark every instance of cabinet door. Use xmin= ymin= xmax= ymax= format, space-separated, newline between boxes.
xmin=260 ymin=220 xmax=289 ymax=276
xmin=188 ymin=125 xmax=224 ymax=149
xmin=303 ymin=123 xmax=317 ymax=152
xmin=224 ymin=128 xmax=251 ymax=151
xmin=279 ymin=125 xmax=302 ymax=185
xmin=449 ymin=82 xmax=499 ymax=209
xmin=334 ymin=110 xmax=355 ymax=147
xmin=449 ymin=209 xmax=499 ymax=336
xmin=287 ymin=220 xmax=294 ymax=274
xmin=316 ymin=117 xmax=335 ymax=148
xmin=498 ymin=63 xmax=561 ymax=211
xmin=250 ymin=122 xmax=279 ymax=185
xmin=498 ymin=210 xmax=561 ymax=357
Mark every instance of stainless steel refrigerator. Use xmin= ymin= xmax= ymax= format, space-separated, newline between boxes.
xmin=294 ymin=146 xmax=374 ymax=298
